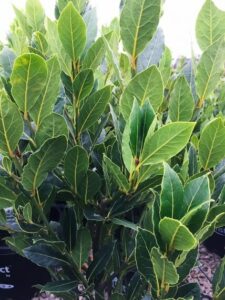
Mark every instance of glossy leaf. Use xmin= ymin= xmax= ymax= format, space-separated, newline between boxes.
xmin=41 ymin=280 xmax=77 ymax=293
xmin=120 ymin=0 xmax=161 ymax=66
xmin=199 ymin=118 xmax=225 ymax=169
xmin=104 ymin=155 xmax=129 ymax=193
xmin=140 ymin=122 xmax=195 ymax=166
xmin=135 ymin=228 xmax=157 ymax=283
xmin=160 ymin=163 xmax=184 ymax=219
xmin=196 ymin=0 xmax=225 ymax=50
xmin=120 ymin=66 xmax=163 ymax=119
xmin=78 ymin=170 xmax=101 ymax=203
xmin=159 ymin=46 xmax=172 ymax=87
xmin=72 ymin=227 xmax=92 ymax=270
xmin=62 ymin=206 xmax=77 ymax=252
xmin=58 ymin=2 xmax=86 ymax=61
xmin=159 ymin=217 xmax=197 ymax=251
xmin=83 ymin=8 xmax=98 ymax=49
xmin=11 ymin=53 xmax=48 ymax=119
xmin=0 ymin=91 xmax=23 ymax=157
xmin=196 ymin=37 xmax=225 ymax=105
xmin=0 ymin=178 xmax=17 ymax=209
xmin=151 ymin=247 xmax=179 ymax=285
xmin=78 ymin=86 xmax=112 ymax=134
xmin=35 ymin=113 xmax=69 ymax=147
xmin=169 ymin=76 xmax=195 ymax=122
xmin=64 ymin=146 xmax=89 ymax=193
xmin=22 ymin=136 xmax=67 ymax=192
xmin=30 ymin=56 xmax=61 ymax=128
xmin=72 ymin=68 xmax=94 ymax=102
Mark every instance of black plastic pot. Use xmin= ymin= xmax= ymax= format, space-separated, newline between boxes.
xmin=0 ymin=231 xmax=50 ymax=300
xmin=204 ymin=226 xmax=225 ymax=257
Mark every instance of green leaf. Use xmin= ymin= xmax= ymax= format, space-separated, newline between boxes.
xmin=129 ymin=100 xmax=155 ymax=158
xmin=199 ymin=118 xmax=225 ymax=169
xmin=126 ymin=272 xmax=146 ymax=300
xmin=72 ymin=69 xmax=94 ymax=102
xmin=78 ymin=86 xmax=112 ymax=134
xmin=82 ymin=33 xmax=112 ymax=71
xmin=13 ymin=6 xmax=32 ymax=39
xmin=0 ymin=178 xmax=17 ymax=209
xmin=196 ymin=37 xmax=225 ymax=105
xmin=213 ymin=257 xmax=225 ymax=300
xmin=41 ymin=280 xmax=77 ymax=293
xmin=30 ymin=56 xmax=61 ymax=128
xmin=83 ymin=8 xmax=97 ymax=49
xmin=35 ymin=113 xmax=69 ymax=147
xmin=31 ymin=31 xmax=48 ymax=55
xmin=11 ymin=53 xmax=48 ymax=119
xmin=78 ymin=170 xmax=101 ymax=203
xmin=176 ymin=282 xmax=201 ymax=299
xmin=120 ymin=0 xmax=161 ymax=65
xmin=58 ymin=2 xmax=86 ymax=61
xmin=25 ymin=0 xmax=45 ymax=32
xmin=23 ymin=203 xmax=32 ymax=223
xmin=64 ymin=145 xmax=89 ymax=193
xmin=45 ymin=18 xmax=72 ymax=76
xmin=140 ymin=122 xmax=195 ymax=166
xmin=23 ymin=243 xmax=70 ymax=268
xmin=120 ymin=66 xmax=163 ymax=120
xmin=151 ymin=247 xmax=179 ymax=285
xmin=22 ymin=136 xmax=67 ymax=192
xmin=159 ymin=217 xmax=197 ymax=251
xmin=58 ymin=0 xmax=87 ymax=13
xmin=160 ymin=163 xmax=184 ymax=219
xmin=183 ymin=176 xmax=210 ymax=212
xmin=72 ymin=227 xmax=92 ymax=270
xmin=169 ymin=76 xmax=195 ymax=122
xmin=86 ymin=241 xmax=116 ymax=282
xmin=111 ymin=218 xmax=138 ymax=231
xmin=0 ymin=47 xmax=16 ymax=78
xmin=196 ymin=0 xmax=225 ymax=51
xmin=104 ymin=155 xmax=130 ymax=193
xmin=135 ymin=228 xmax=157 ymax=283
xmin=0 ymin=91 xmax=23 ymax=156
xmin=137 ymin=28 xmax=165 ymax=72
xmin=159 ymin=46 xmax=172 ymax=87
xmin=62 ymin=206 xmax=77 ymax=252
xmin=176 ymin=247 xmax=198 ymax=282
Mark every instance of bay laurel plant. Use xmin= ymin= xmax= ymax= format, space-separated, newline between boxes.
xmin=0 ymin=0 xmax=225 ymax=299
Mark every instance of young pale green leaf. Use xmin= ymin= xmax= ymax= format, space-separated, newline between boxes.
xmin=196 ymin=0 xmax=225 ymax=51
xmin=104 ymin=155 xmax=130 ymax=193
xmin=35 ymin=113 xmax=69 ymax=147
xmin=135 ymin=228 xmax=158 ymax=287
xmin=72 ymin=69 xmax=94 ymax=102
xmin=13 ymin=6 xmax=32 ymax=39
xmin=23 ymin=203 xmax=32 ymax=223
xmin=41 ymin=280 xmax=77 ymax=293
xmin=11 ymin=53 xmax=48 ymax=119
xmin=0 ymin=92 xmax=23 ymax=157
xmin=58 ymin=2 xmax=86 ymax=61
xmin=196 ymin=37 xmax=225 ymax=106
xmin=120 ymin=66 xmax=163 ymax=120
xmin=159 ymin=46 xmax=172 ymax=87
xmin=25 ymin=0 xmax=45 ymax=32
xmin=0 ymin=178 xmax=17 ymax=209
xmin=45 ymin=18 xmax=72 ymax=77
xmin=64 ymin=146 xmax=89 ymax=193
xmin=72 ymin=227 xmax=92 ymax=270
xmin=22 ymin=136 xmax=67 ymax=192
xmin=137 ymin=28 xmax=165 ymax=72
xmin=58 ymin=0 xmax=87 ymax=13
xmin=78 ymin=86 xmax=112 ymax=134
xmin=120 ymin=0 xmax=161 ymax=66
xmin=159 ymin=217 xmax=197 ymax=251
xmin=199 ymin=118 xmax=225 ymax=169
xmin=82 ymin=32 xmax=112 ymax=71
xmin=30 ymin=56 xmax=61 ymax=128
xmin=140 ymin=122 xmax=195 ymax=166
xmin=160 ymin=163 xmax=184 ymax=219
xmin=169 ymin=76 xmax=195 ymax=122
xmin=151 ymin=247 xmax=179 ymax=285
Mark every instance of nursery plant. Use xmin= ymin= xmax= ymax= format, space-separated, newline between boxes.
xmin=0 ymin=0 xmax=225 ymax=299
